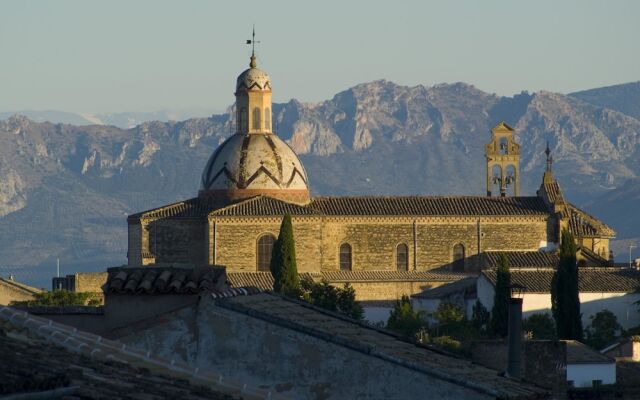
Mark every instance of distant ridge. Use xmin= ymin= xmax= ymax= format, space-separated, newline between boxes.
xmin=570 ymin=81 xmax=640 ymax=121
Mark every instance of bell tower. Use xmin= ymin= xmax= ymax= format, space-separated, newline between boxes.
xmin=485 ymin=122 xmax=520 ymax=197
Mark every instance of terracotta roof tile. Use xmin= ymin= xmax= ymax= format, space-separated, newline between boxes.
xmin=482 ymin=268 xmax=640 ymax=293
xmin=227 ymin=270 xmax=468 ymax=290
xmin=105 ymin=266 xmax=227 ymax=294
xmin=310 ymin=196 xmax=548 ymax=216
xmin=321 ymin=270 xmax=471 ymax=282
xmin=543 ymin=181 xmax=564 ymax=205
xmin=129 ymin=197 xmax=228 ymax=219
xmin=132 ymin=195 xmax=550 ymax=219
xmin=483 ymin=251 xmax=560 ymax=269
xmin=213 ymin=196 xmax=315 ymax=216
xmin=226 ymin=272 xmax=318 ymax=291
xmin=568 ymin=204 xmax=615 ymax=237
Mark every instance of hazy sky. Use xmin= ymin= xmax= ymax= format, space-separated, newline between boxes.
xmin=1 ymin=0 xmax=639 ymax=113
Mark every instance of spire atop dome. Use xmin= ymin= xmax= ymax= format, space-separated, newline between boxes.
xmin=246 ymin=25 xmax=260 ymax=68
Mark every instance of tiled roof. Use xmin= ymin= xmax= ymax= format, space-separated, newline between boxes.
xmin=321 ymin=270 xmax=471 ymax=282
xmin=567 ymin=204 xmax=615 ymax=237
xmin=132 ymin=194 xmax=550 ymax=219
xmin=128 ymin=197 xmax=228 ymax=219
xmin=0 ymin=306 xmax=278 ymax=399
xmin=542 ymin=181 xmax=564 ymax=205
xmin=104 ymin=266 xmax=227 ymax=294
xmin=212 ymin=195 xmax=315 ymax=216
xmin=309 ymin=196 xmax=548 ymax=216
xmin=226 ymin=272 xmax=318 ymax=291
xmin=412 ymin=277 xmax=477 ymax=299
xmin=564 ymin=340 xmax=614 ymax=364
xmin=482 ymin=268 xmax=640 ymax=293
xmin=218 ymin=293 xmax=548 ymax=399
xmin=226 ymin=271 xmax=467 ymax=291
xmin=577 ymin=245 xmax=610 ymax=266
xmin=483 ymin=251 xmax=560 ymax=269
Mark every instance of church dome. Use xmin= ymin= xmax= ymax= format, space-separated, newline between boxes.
xmin=199 ymin=132 xmax=311 ymax=204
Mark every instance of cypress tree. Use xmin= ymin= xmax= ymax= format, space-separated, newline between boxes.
xmin=270 ymin=214 xmax=300 ymax=297
xmin=551 ymin=229 xmax=583 ymax=340
xmin=490 ymin=253 xmax=511 ymax=337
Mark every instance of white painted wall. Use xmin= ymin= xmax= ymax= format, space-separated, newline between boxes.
xmin=476 ymin=275 xmax=640 ymax=329
xmin=566 ymin=363 xmax=616 ymax=388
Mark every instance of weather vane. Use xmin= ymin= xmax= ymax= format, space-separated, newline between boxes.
xmin=246 ymin=25 xmax=260 ymax=56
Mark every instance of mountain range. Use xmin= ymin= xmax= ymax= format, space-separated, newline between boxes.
xmin=1 ymin=80 xmax=639 ymax=287
xmin=0 ymin=108 xmax=214 ymax=129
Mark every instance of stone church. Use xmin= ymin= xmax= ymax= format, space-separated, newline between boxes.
xmin=126 ymin=50 xmax=615 ymax=303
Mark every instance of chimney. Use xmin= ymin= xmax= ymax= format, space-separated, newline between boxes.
xmin=507 ymin=297 xmax=523 ymax=379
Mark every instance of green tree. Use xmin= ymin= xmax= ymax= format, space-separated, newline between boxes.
xmin=431 ymin=302 xmax=477 ymax=341
xmin=270 ymin=214 xmax=300 ymax=297
xmin=586 ymin=309 xmax=621 ymax=350
xmin=523 ymin=313 xmax=556 ymax=340
xmin=336 ymin=283 xmax=364 ymax=320
xmin=433 ymin=302 xmax=464 ymax=324
xmin=300 ymin=278 xmax=364 ymax=320
xmin=551 ymin=229 xmax=583 ymax=340
xmin=471 ymin=300 xmax=490 ymax=332
xmin=490 ymin=254 xmax=511 ymax=337
xmin=386 ymin=295 xmax=425 ymax=338
xmin=10 ymin=290 xmax=100 ymax=306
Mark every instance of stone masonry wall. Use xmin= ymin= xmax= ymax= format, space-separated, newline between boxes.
xmin=346 ymin=281 xmax=449 ymax=301
xmin=0 ymin=283 xmax=38 ymax=306
xmin=75 ymin=272 xmax=109 ymax=293
xmin=212 ymin=216 xmax=323 ymax=273
xmin=212 ymin=215 xmax=547 ymax=273
xmin=148 ymin=219 xmax=207 ymax=266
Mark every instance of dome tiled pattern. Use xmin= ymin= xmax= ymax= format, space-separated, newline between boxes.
xmin=199 ymin=133 xmax=310 ymax=204
xmin=236 ymin=66 xmax=271 ymax=92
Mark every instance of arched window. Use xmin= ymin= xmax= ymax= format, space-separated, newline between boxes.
xmin=239 ymin=107 xmax=247 ymax=132
xmin=396 ymin=243 xmax=409 ymax=271
xmin=339 ymin=243 xmax=352 ymax=271
xmin=264 ymin=107 xmax=271 ymax=131
xmin=257 ymin=234 xmax=276 ymax=272
xmin=252 ymin=107 xmax=261 ymax=130
xmin=452 ymin=243 xmax=465 ymax=272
